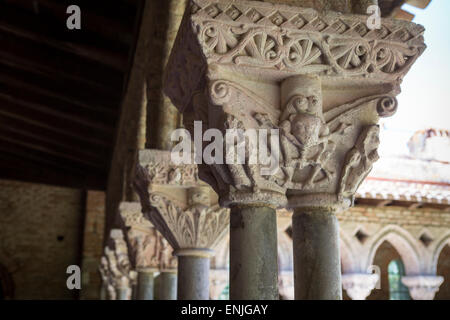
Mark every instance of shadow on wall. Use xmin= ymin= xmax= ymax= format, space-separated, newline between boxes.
xmin=0 ymin=263 xmax=14 ymax=299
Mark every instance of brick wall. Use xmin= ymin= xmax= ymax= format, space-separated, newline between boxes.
xmin=79 ymin=191 xmax=105 ymax=300
xmin=0 ymin=179 xmax=84 ymax=299
xmin=339 ymin=205 xmax=450 ymax=228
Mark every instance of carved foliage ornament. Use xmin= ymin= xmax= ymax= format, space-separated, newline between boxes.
xmin=144 ymin=191 xmax=229 ymax=251
xmin=165 ymin=0 xmax=425 ymax=111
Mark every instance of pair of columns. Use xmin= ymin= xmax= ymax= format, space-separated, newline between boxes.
xmin=119 ymin=202 xmax=178 ymax=300
xmin=134 ymin=0 xmax=426 ymax=300
xmin=99 ymin=222 xmax=178 ymax=300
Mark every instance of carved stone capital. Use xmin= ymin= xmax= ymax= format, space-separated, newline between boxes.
xmin=134 ymin=153 xmax=230 ymax=255
xmin=401 ymin=275 xmax=444 ymax=300
xmin=165 ymin=0 xmax=425 ymax=110
xmin=119 ymin=202 xmax=177 ymax=272
xmin=101 ymin=229 xmax=135 ymax=299
xmin=342 ymin=273 xmax=379 ymax=300
xmin=164 ymin=0 xmax=425 ymax=210
xmin=145 ymin=190 xmax=229 ymax=254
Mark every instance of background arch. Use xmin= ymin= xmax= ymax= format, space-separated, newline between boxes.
xmin=367 ymin=225 xmax=421 ymax=275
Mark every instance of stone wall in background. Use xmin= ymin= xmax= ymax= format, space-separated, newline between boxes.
xmin=80 ymin=191 xmax=105 ymax=300
xmin=0 ymin=179 xmax=84 ymax=299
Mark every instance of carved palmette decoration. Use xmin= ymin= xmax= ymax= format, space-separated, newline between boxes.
xmin=146 ymin=192 xmax=229 ymax=250
xmin=165 ymin=0 xmax=425 ymax=110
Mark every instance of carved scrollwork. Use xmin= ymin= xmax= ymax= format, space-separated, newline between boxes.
xmin=377 ymin=96 xmax=398 ymax=118
xmin=328 ymin=38 xmax=370 ymax=73
xmin=283 ymin=37 xmax=327 ymax=72
xmin=165 ymin=0 xmax=425 ymax=112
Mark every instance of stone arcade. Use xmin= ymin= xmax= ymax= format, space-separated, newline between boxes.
xmin=159 ymin=0 xmax=425 ymax=300
xmin=2 ymin=0 xmax=448 ymax=302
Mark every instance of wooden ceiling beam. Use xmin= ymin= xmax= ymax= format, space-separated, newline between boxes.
xmin=0 ymin=153 xmax=105 ymax=190
xmin=0 ymin=115 xmax=111 ymax=157
xmin=0 ymin=30 xmax=124 ymax=90
xmin=0 ymin=135 xmax=105 ymax=169
xmin=0 ymin=61 xmax=121 ymax=114
xmin=0 ymin=104 xmax=111 ymax=148
xmin=0 ymin=90 xmax=114 ymax=133
xmin=0 ymin=126 xmax=106 ymax=167
xmin=0 ymin=141 xmax=96 ymax=175
xmin=0 ymin=5 xmax=129 ymax=71
xmin=3 ymin=0 xmax=135 ymax=47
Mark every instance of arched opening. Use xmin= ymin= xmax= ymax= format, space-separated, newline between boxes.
xmin=388 ymin=260 xmax=411 ymax=300
xmin=434 ymin=244 xmax=450 ymax=300
xmin=367 ymin=241 xmax=410 ymax=300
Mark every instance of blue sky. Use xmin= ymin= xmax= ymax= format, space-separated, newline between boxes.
xmin=379 ymin=0 xmax=450 ymax=156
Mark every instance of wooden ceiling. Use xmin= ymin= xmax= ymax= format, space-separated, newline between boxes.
xmin=0 ymin=0 xmax=143 ymax=190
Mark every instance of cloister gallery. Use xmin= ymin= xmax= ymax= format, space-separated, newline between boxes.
xmin=0 ymin=0 xmax=449 ymax=301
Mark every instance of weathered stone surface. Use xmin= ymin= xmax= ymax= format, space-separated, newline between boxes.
xmin=163 ymin=0 xmax=426 ymax=301
xmin=402 ymin=275 xmax=444 ymax=300
xmin=164 ymin=0 xmax=425 ymax=210
xmin=230 ymin=206 xmax=279 ymax=300
xmin=292 ymin=210 xmax=342 ymax=299
xmin=342 ymin=273 xmax=379 ymax=300
xmin=119 ymin=202 xmax=177 ymax=272
xmin=100 ymin=229 xmax=135 ymax=300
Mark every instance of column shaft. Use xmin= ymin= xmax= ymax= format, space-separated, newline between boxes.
xmin=292 ymin=210 xmax=342 ymax=300
xmin=158 ymin=272 xmax=177 ymax=300
xmin=116 ymin=287 xmax=129 ymax=300
xmin=177 ymin=256 xmax=210 ymax=300
xmin=137 ymin=271 xmax=155 ymax=300
xmin=230 ymin=205 xmax=279 ymax=300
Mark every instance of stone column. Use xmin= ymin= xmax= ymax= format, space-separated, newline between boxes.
xmin=136 ymin=270 xmax=155 ymax=300
xmin=402 ymin=275 xmax=444 ymax=300
xmin=157 ymin=271 xmax=177 ymax=300
xmin=342 ymin=273 xmax=379 ymax=300
xmin=176 ymin=250 xmax=211 ymax=300
xmin=163 ymin=0 xmax=425 ymax=300
xmin=292 ymin=210 xmax=342 ymax=299
xmin=230 ymin=205 xmax=279 ymax=299
xmin=134 ymin=161 xmax=229 ymax=300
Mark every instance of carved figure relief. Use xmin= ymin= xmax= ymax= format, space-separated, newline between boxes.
xmin=338 ymin=125 xmax=380 ymax=202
